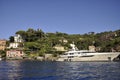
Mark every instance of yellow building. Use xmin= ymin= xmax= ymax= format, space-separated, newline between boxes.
xmin=89 ymin=46 xmax=96 ymax=52
xmin=53 ymin=45 xmax=66 ymax=51
xmin=0 ymin=40 xmax=6 ymax=50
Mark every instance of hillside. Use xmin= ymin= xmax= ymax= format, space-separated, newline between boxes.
xmin=8 ymin=28 xmax=120 ymax=57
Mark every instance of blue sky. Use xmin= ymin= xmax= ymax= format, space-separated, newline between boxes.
xmin=0 ymin=0 xmax=120 ymax=39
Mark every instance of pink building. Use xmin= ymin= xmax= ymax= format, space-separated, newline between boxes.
xmin=6 ymin=50 xmax=24 ymax=59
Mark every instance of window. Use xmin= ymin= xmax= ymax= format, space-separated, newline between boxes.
xmin=20 ymin=51 xmax=22 ymax=54
xmin=68 ymin=56 xmax=74 ymax=58
xmin=69 ymin=53 xmax=74 ymax=55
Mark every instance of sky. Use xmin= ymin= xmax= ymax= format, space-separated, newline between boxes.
xmin=0 ymin=0 xmax=120 ymax=39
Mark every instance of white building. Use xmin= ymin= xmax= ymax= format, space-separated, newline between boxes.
xmin=8 ymin=34 xmax=23 ymax=49
xmin=14 ymin=34 xmax=23 ymax=42
xmin=9 ymin=43 xmax=19 ymax=48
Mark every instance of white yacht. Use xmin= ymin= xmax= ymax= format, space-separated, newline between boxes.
xmin=57 ymin=43 xmax=120 ymax=61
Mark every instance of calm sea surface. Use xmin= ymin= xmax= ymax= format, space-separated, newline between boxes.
xmin=0 ymin=60 xmax=120 ymax=80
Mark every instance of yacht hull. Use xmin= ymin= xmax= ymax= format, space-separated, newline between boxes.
xmin=57 ymin=52 xmax=120 ymax=61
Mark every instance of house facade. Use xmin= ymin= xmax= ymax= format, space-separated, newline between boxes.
xmin=8 ymin=34 xmax=23 ymax=49
xmin=8 ymin=43 xmax=19 ymax=48
xmin=0 ymin=40 xmax=6 ymax=50
xmin=54 ymin=45 xmax=66 ymax=51
xmin=59 ymin=39 xmax=68 ymax=43
xmin=14 ymin=34 xmax=23 ymax=43
xmin=6 ymin=50 xmax=24 ymax=59
xmin=89 ymin=46 xmax=96 ymax=52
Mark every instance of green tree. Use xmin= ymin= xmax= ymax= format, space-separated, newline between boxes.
xmin=0 ymin=50 xmax=6 ymax=58
xmin=9 ymin=36 xmax=14 ymax=42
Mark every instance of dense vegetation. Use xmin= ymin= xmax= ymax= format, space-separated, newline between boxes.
xmin=9 ymin=28 xmax=120 ymax=57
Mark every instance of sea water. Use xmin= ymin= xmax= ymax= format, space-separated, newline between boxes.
xmin=0 ymin=60 xmax=120 ymax=80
